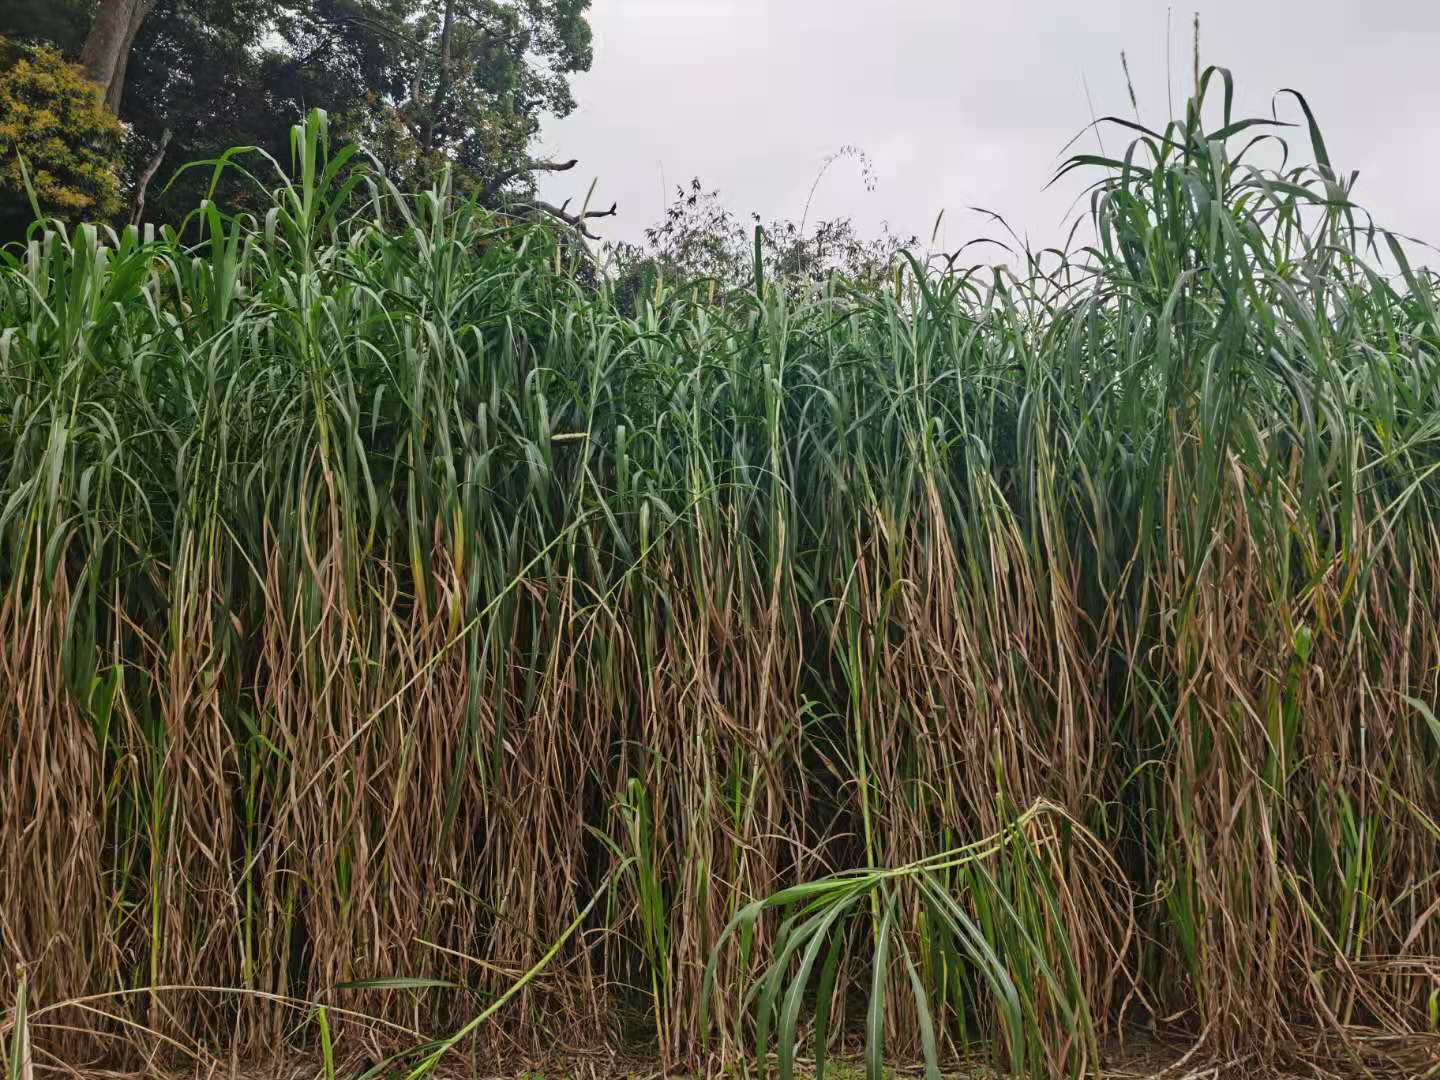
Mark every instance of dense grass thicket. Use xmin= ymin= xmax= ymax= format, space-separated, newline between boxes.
xmin=3 ymin=74 xmax=1440 ymax=1077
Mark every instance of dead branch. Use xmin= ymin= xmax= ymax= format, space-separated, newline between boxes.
xmin=519 ymin=197 xmax=618 ymax=240
xmin=129 ymin=127 xmax=172 ymax=227
xmin=484 ymin=158 xmax=579 ymax=200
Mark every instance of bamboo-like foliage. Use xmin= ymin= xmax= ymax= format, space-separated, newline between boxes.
xmin=2 ymin=73 xmax=1439 ymax=1077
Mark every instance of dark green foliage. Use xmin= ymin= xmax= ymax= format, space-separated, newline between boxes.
xmin=3 ymin=0 xmax=594 ymax=228
xmin=0 ymin=0 xmax=90 ymax=50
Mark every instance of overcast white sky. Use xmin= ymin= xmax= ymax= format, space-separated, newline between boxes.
xmin=537 ymin=1 xmax=1440 ymax=257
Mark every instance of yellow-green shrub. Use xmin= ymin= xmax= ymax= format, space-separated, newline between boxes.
xmin=0 ymin=39 xmax=124 ymax=222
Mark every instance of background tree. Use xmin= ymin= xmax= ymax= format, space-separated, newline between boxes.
xmin=376 ymin=0 xmax=593 ymax=194
xmin=1 ymin=0 xmax=596 ymax=230
xmin=0 ymin=0 xmax=90 ymax=52
xmin=611 ymin=177 xmax=915 ymax=313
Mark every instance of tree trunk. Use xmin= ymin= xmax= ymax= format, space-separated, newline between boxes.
xmin=79 ymin=0 xmax=155 ymax=114
xmin=419 ymin=0 xmax=456 ymax=154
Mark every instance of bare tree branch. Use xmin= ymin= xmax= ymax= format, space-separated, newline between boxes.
xmin=129 ymin=127 xmax=171 ymax=226
xmin=519 ymin=197 xmax=618 ymax=239
xmin=484 ymin=157 xmax=578 ymax=200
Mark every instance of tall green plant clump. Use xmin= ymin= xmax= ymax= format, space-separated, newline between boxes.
xmin=1 ymin=73 xmax=1438 ymax=1078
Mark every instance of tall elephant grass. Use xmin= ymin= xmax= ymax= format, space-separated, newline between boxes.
xmin=2 ymin=71 xmax=1440 ymax=1078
